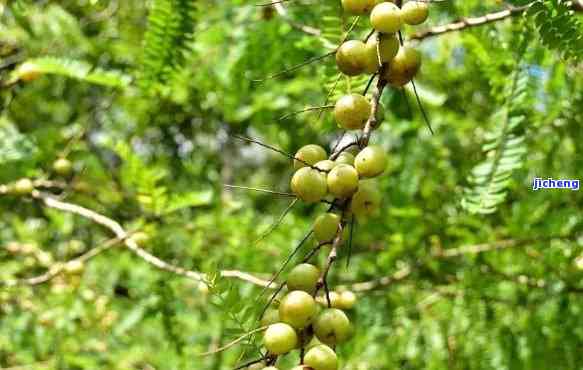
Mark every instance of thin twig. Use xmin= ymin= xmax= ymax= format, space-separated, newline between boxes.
xmin=197 ymin=326 xmax=268 ymax=356
xmin=224 ymin=184 xmax=296 ymax=198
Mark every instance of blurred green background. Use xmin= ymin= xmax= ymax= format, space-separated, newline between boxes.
xmin=1 ymin=0 xmax=582 ymax=369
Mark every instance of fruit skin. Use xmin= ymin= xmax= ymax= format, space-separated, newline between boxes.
xmin=354 ymin=145 xmax=387 ymax=178
xmin=338 ymin=291 xmax=357 ymax=309
xmin=341 ymin=0 xmax=379 ymax=15
xmin=363 ymin=33 xmax=400 ymax=73
xmin=261 ymin=308 xmax=280 ymax=327
xmin=401 ymin=1 xmax=429 ymax=25
xmin=53 ymin=158 xmax=73 ymax=176
xmin=287 ymin=263 xmax=321 ymax=294
xmin=370 ymin=2 xmax=403 ymax=34
xmin=314 ymin=160 xmax=337 ymax=172
xmin=294 ymin=145 xmax=328 ymax=170
xmin=316 ymin=291 xmax=343 ymax=308
xmin=264 ymin=323 xmax=298 ymax=355
xmin=304 ymin=344 xmax=338 ymax=370
xmin=313 ymin=213 xmax=341 ymax=243
xmin=334 ymin=94 xmax=371 ymax=130
xmin=16 ymin=62 xmax=42 ymax=82
xmin=383 ymin=46 xmax=421 ymax=87
xmin=279 ymin=290 xmax=318 ymax=329
xmin=291 ymin=167 xmax=328 ymax=203
xmin=327 ymin=164 xmax=359 ymax=198
xmin=336 ymin=40 xmax=367 ymax=76
xmin=12 ymin=178 xmax=34 ymax=195
xmin=314 ymin=308 xmax=352 ymax=346
xmin=350 ymin=180 xmax=382 ymax=218
xmin=335 ymin=152 xmax=355 ymax=166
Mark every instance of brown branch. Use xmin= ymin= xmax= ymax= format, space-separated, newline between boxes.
xmin=360 ymin=75 xmax=387 ymax=147
xmin=29 ymin=191 xmax=273 ymax=287
xmin=409 ymin=5 xmax=529 ymax=41
xmin=2 ymin=237 xmax=122 ymax=287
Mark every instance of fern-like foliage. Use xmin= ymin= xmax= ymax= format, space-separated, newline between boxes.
xmin=8 ymin=57 xmax=131 ymax=87
xmin=526 ymin=0 xmax=583 ymax=61
xmin=461 ymin=71 xmax=530 ymax=214
xmin=141 ymin=0 xmax=197 ymax=90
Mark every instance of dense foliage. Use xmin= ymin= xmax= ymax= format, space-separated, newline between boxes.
xmin=1 ymin=1 xmax=582 ymax=369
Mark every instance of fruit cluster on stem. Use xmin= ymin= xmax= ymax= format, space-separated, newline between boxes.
xmin=250 ymin=1 xmax=430 ymax=369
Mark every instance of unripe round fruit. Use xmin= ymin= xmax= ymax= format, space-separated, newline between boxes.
xmin=363 ymin=33 xmax=400 ymax=73
xmin=314 ymin=308 xmax=352 ymax=345
xmin=279 ymin=290 xmax=317 ymax=329
xmin=130 ymin=232 xmax=149 ymax=247
xmin=401 ymin=1 xmax=429 ymax=25
xmin=341 ymin=0 xmax=378 ymax=15
xmin=304 ymin=344 xmax=338 ymax=370
xmin=336 ymin=40 xmax=367 ymax=76
xmin=264 ymin=323 xmax=298 ymax=355
xmin=338 ymin=290 xmax=357 ymax=309
xmin=383 ymin=46 xmax=421 ymax=86
xmin=16 ymin=62 xmax=42 ymax=82
xmin=316 ymin=291 xmax=343 ymax=308
xmin=354 ymin=145 xmax=387 ymax=178
xmin=294 ymin=145 xmax=328 ymax=170
xmin=64 ymin=260 xmax=84 ymax=274
xmin=350 ymin=180 xmax=382 ymax=218
xmin=370 ymin=2 xmax=402 ymax=34
xmin=287 ymin=263 xmax=320 ymax=294
xmin=53 ymin=158 xmax=73 ymax=176
xmin=313 ymin=213 xmax=341 ymax=243
xmin=335 ymin=152 xmax=355 ymax=166
xmin=327 ymin=164 xmax=359 ymax=198
xmin=314 ymin=160 xmax=337 ymax=172
xmin=334 ymin=94 xmax=371 ymax=130
xmin=291 ymin=167 xmax=328 ymax=203
xmin=261 ymin=308 xmax=280 ymax=327
xmin=12 ymin=178 xmax=34 ymax=195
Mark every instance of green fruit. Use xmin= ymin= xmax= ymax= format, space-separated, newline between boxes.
xmin=336 ymin=40 xmax=367 ymax=76
xmin=316 ymin=291 xmax=343 ymax=308
xmin=370 ymin=2 xmax=402 ymax=34
xmin=304 ymin=344 xmax=338 ymax=370
xmin=363 ymin=33 xmax=400 ymax=73
xmin=287 ymin=263 xmax=320 ymax=294
xmin=335 ymin=152 xmax=355 ymax=166
xmin=354 ymin=145 xmax=387 ymax=178
xmin=264 ymin=323 xmax=298 ymax=355
xmin=383 ymin=46 xmax=421 ymax=86
xmin=279 ymin=290 xmax=317 ymax=329
xmin=53 ymin=158 xmax=73 ymax=176
xmin=313 ymin=213 xmax=341 ymax=243
xmin=294 ymin=145 xmax=328 ymax=170
xmin=313 ymin=308 xmax=352 ymax=345
xmin=291 ymin=167 xmax=328 ymax=203
xmin=350 ymin=180 xmax=382 ymax=218
xmin=401 ymin=1 xmax=429 ymax=25
xmin=12 ymin=178 xmax=34 ymax=195
xmin=261 ymin=308 xmax=280 ymax=327
xmin=130 ymin=232 xmax=149 ymax=247
xmin=334 ymin=94 xmax=371 ymax=130
xmin=338 ymin=291 xmax=357 ymax=309
xmin=314 ymin=160 xmax=337 ymax=172
xmin=16 ymin=62 xmax=42 ymax=82
xmin=341 ymin=0 xmax=378 ymax=15
xmin=327 ymin=164 xmax=359 ymax=198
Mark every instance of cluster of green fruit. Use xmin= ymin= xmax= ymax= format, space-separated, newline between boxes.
xmin=336 ymin=0 xmax=428 ymax=86
xmin=291 ymin=144 xmax=386 ymax=218
xmin=254 ymin=263 xmax=357 ymax=370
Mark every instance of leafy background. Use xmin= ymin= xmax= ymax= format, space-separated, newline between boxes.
xmin=1 ymin=0 xmax=582 ymax=369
